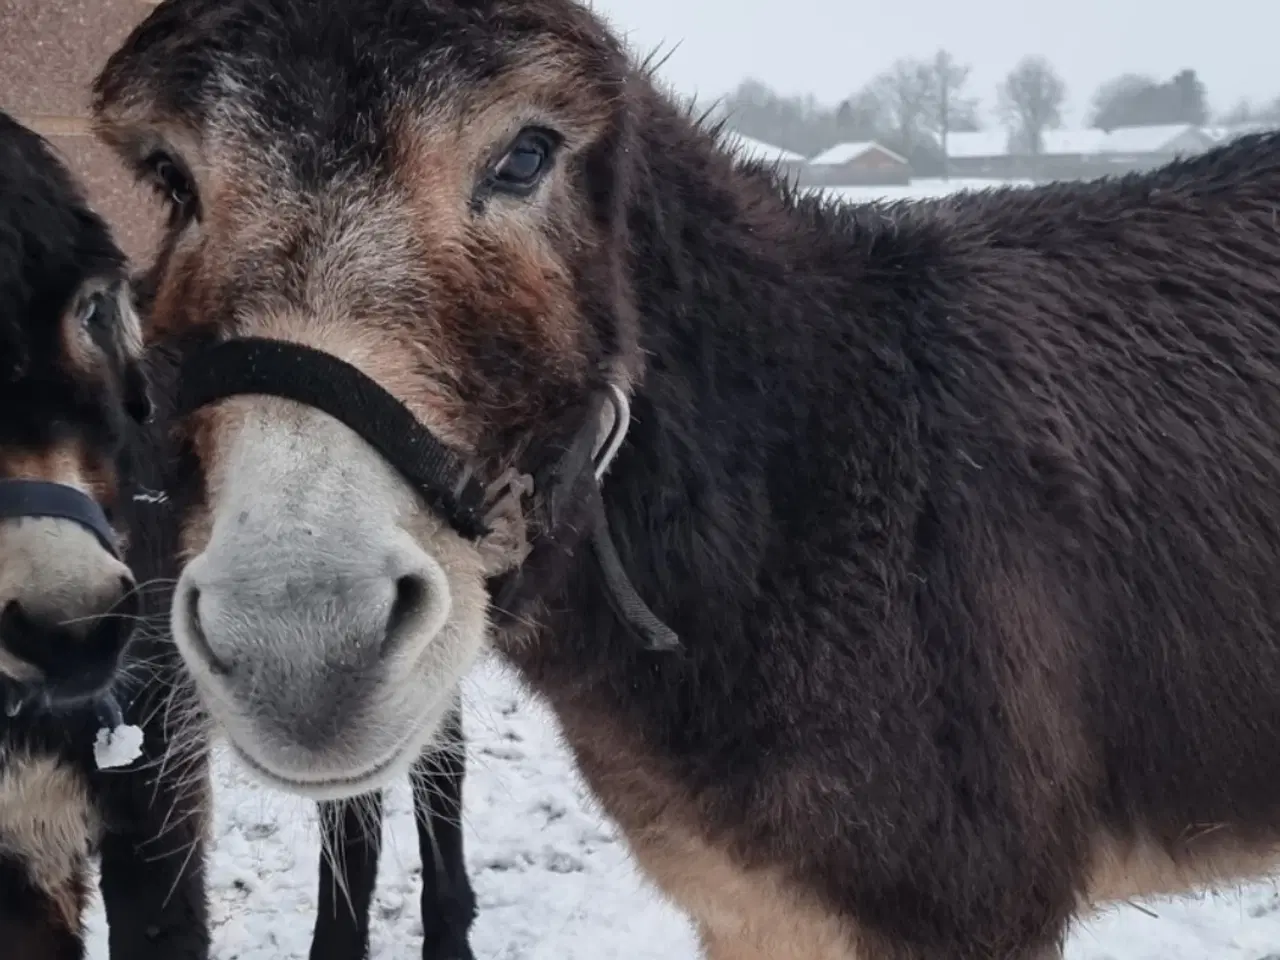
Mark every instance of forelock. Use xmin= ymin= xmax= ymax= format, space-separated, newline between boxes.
xmin=94 ymin=0 xmax=628 ymax=151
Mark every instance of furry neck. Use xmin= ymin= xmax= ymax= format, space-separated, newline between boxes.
xmin=524 ymin=90 xmax=872 ymax=671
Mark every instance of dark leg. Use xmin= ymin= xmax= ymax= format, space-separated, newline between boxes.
xmin=94 ymin=704 xmax=212 ymax=959
xmin=414 ymin=700 xmax=476 ymax=960
xmin=94 ymin=514 xmax=211 ymax=960
xmin=309 ymin=792 xmax=383 ymax=960
xmin=0 ymin=851 xmax=86 ymax=960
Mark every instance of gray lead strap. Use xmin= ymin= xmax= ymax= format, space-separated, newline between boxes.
xmin=588 ymin=386 xmax=681 ymax=652
xmin=591 ymin=517 xmax=681 ymax=651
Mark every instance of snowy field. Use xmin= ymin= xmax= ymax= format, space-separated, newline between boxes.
xmin=819 ymin=176 xmax=1037 ymax=203
xmin=82 ymin=177 xmax=1280 ymax=958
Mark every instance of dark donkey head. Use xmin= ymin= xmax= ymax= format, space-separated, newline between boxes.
xmin=0 ymin=111 xmax=152 ymax=710
xmin=93 ymin=0 xmax=660 ymax=798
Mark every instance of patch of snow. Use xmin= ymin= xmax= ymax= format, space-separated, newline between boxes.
xmin=818 ymin=177 xmax=1036 ymax=204
xmin=1040 ymin=128 xmax=1111 ymax=156
xmin=93 ymin=723 xmax=145 ymax=770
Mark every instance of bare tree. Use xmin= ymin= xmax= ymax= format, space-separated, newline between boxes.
xmin=1086 ymin=71 xmax=1210 ymax=130
xmin=864 ymin=58 xmax=939 ymax=155
xmin=847 ymin=54 xmax=980 ymax=177
xmin=836 ymin=88 xmax=889 ymax=140
xmin=1088 ymin=73 xmax=1153 ymax=128
xmin=1218 ymin=97 xmax=1280 ymax=126
xmin=1255 ymin=97 xmax=1280 ymax=123
xmin=717 ymin=78 xmax=846 ymax=155
xmin=997 ymin=56 xmax=1067 ymax=156
xmin=1220 ymin=99 xmax=1256 ymax=125
xmin=924 ymin=49 xmax=979 ymax=175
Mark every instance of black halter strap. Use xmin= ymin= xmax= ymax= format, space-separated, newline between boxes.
xmin=0 ymin=483 xmax=124 ymax=721
xmin=176 ymin=338 xmax=489 ymax=540
xmin=0 ymin=479 xmax=119 ymax=557
xmin=175 ymin=336 xmax=679 ymax=651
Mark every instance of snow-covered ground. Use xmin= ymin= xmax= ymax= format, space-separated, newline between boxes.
xmin=820 ymin=176 xmax=1037 ymax=203
xmin=86 ymin=658 xmax=699 ymax=960
xmin=82 ymin=176 xmax=1280 ymax=957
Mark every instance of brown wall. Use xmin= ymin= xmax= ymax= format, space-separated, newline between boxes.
xmin=0 ymin=0 xmax=165 ymax=263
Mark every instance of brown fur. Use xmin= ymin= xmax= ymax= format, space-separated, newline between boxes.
xmin=0 ymin=750 xmax=96 ymax=933
xmin=2 ymin=444 xmax=100 ymax=498
xmin=561 ymin=695 xmax=865 ymax=958
xmin=93 ymin=2 xmax=1280 ymax=958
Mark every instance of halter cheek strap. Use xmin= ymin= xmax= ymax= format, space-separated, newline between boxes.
xmin=0 ymin=479 xmax=120 ymax=557
xmin=487 ymin=385 xmax=680 ymax=651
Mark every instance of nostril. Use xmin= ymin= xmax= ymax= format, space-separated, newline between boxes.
xmin=0 ymin=590 xmax=133 ymax=698
xmin=1 ymin=601 xmax=47 ymax=673
xmin=382 ymin=573 xmax=430 ymax=659
xmin=182 ymin=584 xmax=232 ymax=677
xmin=0 ymin=599 xmax=29 ymax=655
xmin=85 ymin=575 xmax=142 ymax=660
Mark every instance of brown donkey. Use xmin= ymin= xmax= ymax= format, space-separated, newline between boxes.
xmin=94 ymin=1 xmax=1280 ymax=957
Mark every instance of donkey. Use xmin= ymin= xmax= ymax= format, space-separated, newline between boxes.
xmin=0 ymin=109 xmax=209 ymax=959
xmin=92 ymin=1 xmax=1280 ymax=957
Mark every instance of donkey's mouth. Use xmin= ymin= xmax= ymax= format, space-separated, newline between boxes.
xmin=216 ymin=672 xmax=462 ymax=801
xmin=227 ymin=732 xmax=414 ymax=801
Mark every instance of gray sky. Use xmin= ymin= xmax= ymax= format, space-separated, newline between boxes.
xmin=590 ymin=0 xmax=1279 ymax=125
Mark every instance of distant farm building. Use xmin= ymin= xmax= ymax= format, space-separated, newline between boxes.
xmin=943 ymin=130 xmax=1013 ymax=178
xmin=806 ymin=141 xmax=911 ymax=187
xmin=944 ymin=123 xmax=1220 ymax=181
xmin=1094 ymin=123 xmax=1217 ymax=167
xmin=719 ymin=132 xmax=808 ymax=182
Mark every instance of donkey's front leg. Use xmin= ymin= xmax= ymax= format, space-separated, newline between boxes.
xmin=310 ymin=792 xmax=383 ymax=960
xmin=413 ymin=699 xmax=476 ymax=960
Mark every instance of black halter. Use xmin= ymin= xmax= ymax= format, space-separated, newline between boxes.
xmin=0 ymin=479 xmax=120 ymax=557
xmin=0 ymin=480 xmax=125 ymax=722
xmin=175 ymin=337 xmax=678 ymax=651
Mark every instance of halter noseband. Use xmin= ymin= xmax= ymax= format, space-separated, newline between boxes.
xmin=0 ymin=480 xmax=125 ymax=721
xmin=0 ymin=479 xmax=120 ymax=557
xmin=175 ymin=337 xmax=678 ymax=652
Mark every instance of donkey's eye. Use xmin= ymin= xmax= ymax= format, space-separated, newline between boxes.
xmin=144 ymin=150 xmax=199 ymax=220
xmin=79 ymin=292 xmax=107 ymax=330
xmin=489 ymin=128 xmax=561 ymax=196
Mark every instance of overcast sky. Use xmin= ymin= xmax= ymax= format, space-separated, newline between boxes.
xmin=589 ymin=0 xmax=1279 ymax=125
